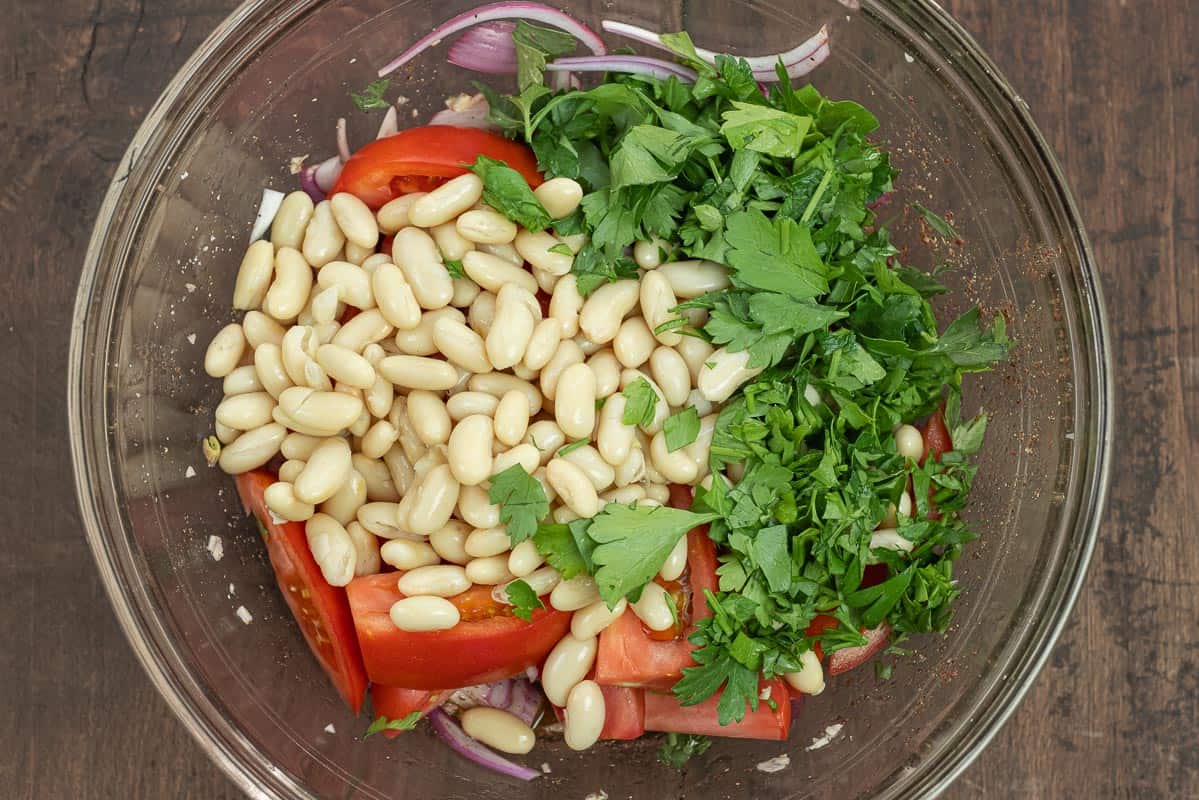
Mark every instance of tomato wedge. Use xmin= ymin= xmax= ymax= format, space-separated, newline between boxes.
xmin=916 ymin=407 xmax=955 ymax=519
xmin=345 ymin=572 xmax=570 ymax=690
xmin=331 ymin=126 xmax=543 ymax=209
xmin=594 ymin=527 xmax=718 ymax=690
xmin=644 ymin=678 xmax=791 ymax=741
xmin=369 ymin=685 xmax=445 ymax=739
xmin=235 ymin=471 xmax=367 ymax=713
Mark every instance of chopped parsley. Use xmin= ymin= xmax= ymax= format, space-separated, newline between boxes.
xmin=557 ymin=437 xmax=591 ymax=457
xmin=662 ymin=407 xmax=701 ymax=452
xmin=469 ymin=154 xmax=552 ymax=232
xmin=350 ymin=78 xmax=391 ymax=112
xmin=658 ymin=732 xmax=712 ymax=768
xmin=363 ymin=711 xmax=420 ymax=738
xmin=621 ymin=378 xmax=659 ymax=427
xmin=487 ymin=464 xmax=549 ymax=544
xmin=504 ymin=578 xmax=544 ymax=621
xmin=443 ymin=259 xmax=465 ymax=279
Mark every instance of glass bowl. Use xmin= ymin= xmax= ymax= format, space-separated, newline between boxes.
xmin=68 ymin=0 xmax=1111 ymax=797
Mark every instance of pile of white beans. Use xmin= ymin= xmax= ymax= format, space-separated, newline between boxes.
xmin=204 ymin=170 xmax=915 ymax=752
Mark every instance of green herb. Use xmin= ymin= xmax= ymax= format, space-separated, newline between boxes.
xmin=557 ymin=438 xmax=590 ymax=457
xmin=587 ymin=504 xmax=719 ymax=607
xmin=663 ymin=407 xmax=701 ymax=452
xmin=470 ymin=155 xmax=552 ymax=232
xmin=621 ymin=378 xmax=659 ymax=427
xmin=657 ymin=732 xmax=712 ymax=769
xmin=443 ymin=259 xmax=465 ymax=279
xmin=874 ymin=661 xmax=893 ymax=681
xmin=504 ymin=578 xmax=544 ymax=621
xmin=547 ymin=242 xmax=574 ymax=256
xmin=912 ymin=202 xmax=960 ymax=241
xmin=533 ymin=519 xmax=597 ymax=579
xmin=719 ymin=102 xmax=811 ymax=158
xmin=488 ymin=464 xmax=549 ymax=544
xmin=512 ymin=20 xmax=578 ymax=91
xmin=351 ymin=78 xmax=392 ymax=111
xmin=364 ymin=711 xmax=421 ymax=738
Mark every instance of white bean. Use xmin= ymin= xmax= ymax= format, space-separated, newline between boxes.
xmin=360 ymin=420 xmax=398 ymax=460
xmin=619 ymin=368 xmax=669 ymax=434
xmin=263 ymin=481 xmax=314 ymax=522
xmin=215 ymin=391 xmax=275 ymax=431
xmin=430 ymin=220 xmax=476 ymax=261
xmin=345 ymin=520 xmax=382 ymax=576
xmin=784 ymin=649 xmax=825 ymax=695
xmin=533 ymin=176 xmax=583 ymax=219
xmin=612 ymin=446 xmax=647 ymax=488
xmin=477 ymin=240 xmax=523 ymax=266
xmin=242 ymin=310 xmax=286 ymax=348
xmin=554 ymin=363 xmax=597 ymax=440
xmin=450 ymin=276 xmax=482 ymax=308
xmin=390 ymin=595 xmax=460 ymax=632
xmin=264 ymin=247 xmax=313 ymax=322
xmin=270 ymin=191 xmax=314 ymax=249
xmin=895 ymin=424 xmax=925 ymax=460
xmin=465 ymin=555 xmax=513 ymax=585
xmin=602 ymin=485 xmax=646 ymax=504
xmin=493 ymin=390 xmax=530 ymax=448
xmin=550 ymin=576 xmax=600 ymax=612
xmin=446 ymin=391 xmax=499 ymax=421
xmin=216 ymin=423 xmax=286 ymax=474
xmin=507 ymin=539 xmax=544 ymax=578
xmin=594 ymin=395 xmax=633 ymax=467
xmin=278 ymin=386 xmax=362 ymax=433
xmin=331 ymin=308 xmax=393 ymax=352
xmin=514 ymin=229 xmax=572 ymax=276
xmin=491 ymin=443 xmax=540 ymax=476
xmin=467 ymin=290 xmax=497 ymax=337
xmin=586 ymin=349 xmax=621 ymax=399
xmin=462 ymin=526 xmax=510 ymax=559
xmin=376 ymin=193 xmax=425 ymax=234
xmin=293 ymin=437 xmax=352 ymax=504
xmin=460 ymin=707 xmax=536 ymax=755
xmin=403 ymin=390 xmax=451 ymax=446
xmin=649 ymin=347 xmax=691 ymax=407
xmin=541 ymin=634 xmax=598 ymax=707
xmin=457 ymin=484 xmax=500 ymax=529
xmin=546 ymin=457 xmax=600 ymax=518
xmin=539 ymin=339 xmax=584 ymax=401
xmin=381 ymin=538 xmax=440 ymax=570
xmin=410 ymin=444 xmax=448 ymax=483
xmin=631 ymin=581 xmax=676 ymax=631
xmin=302 ymin=200 xmax=345 ymax=269
xmin=462 ymin=250 xmax=539 ymax=296
xmin=371 ymin=263 xmax=422 ymax=330
xmin=280 ymin=325 xmax=318 ymax=387
xmin=397 ymin=564 xmax=470 ymax=597
xmin=456 ymin=208 xmax=517 ymax=244
xmin=330 ymin=192 xmax=379 ymax=249
xmin=407 ymin=464 xmax=460 ymax=535
xmin=316 ymin=344 xmax=375 ymax=389
xmin=870 ymin=528 xmax=915 ymax=554
xmin=395 ymin=306 xmax=464 ymax=355
xmin=571 ymin=598 xmax=627 ymax=639
xmin=429 ymin=520 xmax=472 ymax=564
xmin=613 ymin=317 xmax=656 ymax=368
xmin=305 ymin=514 xmax=356 ymax=586
xmin=392 ymin=227 xmax=453 ymax=310
xmin=382 ymin=445 xmax=415 ymax=496
xmin=564 ymin=680 xmax=605 ymax=751
xmin=698 ymin=347 xmax=764 ymax=403
xmin=204 ymin=324 xmax=246 ymax=378
xmin=506 ymin=565 xmax=561 ymax=599
xmin=365 ymin=375 xmax=395 ymax=419
xmin=430 ymin=317 xmax=490 ymax=374
xmin=645 ymin=483 xmax=671 ymax=504
xmin=278 ymin=459 xmax=305 ymax=484
xmin=650 ymin=429 xmax=700 ymax=484
xmin=378 ymin=355 xmax=458 ymax=391
xmin=232 ymin=240 xmax=274 ymax=310
xmin=523 ymin=318 xmax=563 ymax=371
xmin=549 ymin=274 xmax=582 ymax=338
xmin=524 ymin=420 xmax=565 ymax=463
xmin=409 ymin=173 xmax=484 ymax=227
xmin=280 ymin=432 xmax=319 ymax=461
xmin=486 ymin=285 xmax=536 ymax=369
xmin=579 ymin=280 xmax=639 ymax=344
xmin=353 ymin=454 xmax=401 ymax=502
xmin=321 ymin=468 xmax=367 ymax=525
xmin=658 ymin=259 xmax=731 ymax=298
xmin=356 ymin=502 xmax=407 ymax=538
xmin=317 ymin=261 xmax=374 ymax=309
xmin=633 ymin=237 xmax=669 ymax=269
xmin=309 ymin=286 xmax=340 ymax=324
xmin=676 ymin=336 xmax=715 ymax=384
xmin=639 ymin=270 xmax=682 ymax=346
xmin=447 ymin=414 xmax=495 ymax=486
xmin=562 ymin=444 xmax=615 ymax=492
xmin=469 ymin=373 xmax=544 ymax=415
xmin=658 ymin=535 xmax=689 ymax=582
xmin=344 ymin=239 xmax=374 ymax=266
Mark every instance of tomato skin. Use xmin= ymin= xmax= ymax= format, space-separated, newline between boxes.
xmin=346 ymin=572 xmax=570 ymax=690
xmin=644 ymin=678 xmax=791 ymax=741
xmin=919 ymin=407 xmax=953 ymax=464
xmin=235 ymin=471 xmax=367 ymax=713
xmin=331 ymin=126 xmax=543 ymax=209
xmin=370 ymin=685 xmax=445 ymax=739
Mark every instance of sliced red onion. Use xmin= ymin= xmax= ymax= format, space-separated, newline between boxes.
xmin=486 ymin=679 xmax=513 ymax=708
xmin=504 ymin=678 xmax=544 ymax=727
xmin=442 ymin=678 xmax=543 ymax=727
xmin=427 ymin=708 xmax=540 ymax=781
xmin=600 ymin=20 xmax=829 ymax=80
xmin=250 ymin=188 xmax=285 ymax=242
xmin=313 ymin=155 xmax=343 ymax=193
xmin=335 ymin=117 xmax=351 ymax=163
xmin=375 ymin=105 xmax=399 ymax=139
xmin=447 ymin=21 xmax=518 ymax=73
xmin=298 ymin=165 xmax=325 ymax=202
xmin=428 ymin=95 xmax=496 ymax=130
xmin=378 ymin=2 xmax=605 ymax=78
xmin=546 ymin=55 xmax=697 ymax=82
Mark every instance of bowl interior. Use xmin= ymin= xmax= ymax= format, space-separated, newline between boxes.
xmin=72 ymin=0 xmax=1107 ymax=797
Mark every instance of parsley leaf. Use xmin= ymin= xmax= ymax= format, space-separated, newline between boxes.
xmin=723 ymin=210 xmax=829 ymax=299
xmin=488 ymin=464 xmax=549 ymax=544
xmin=363 ymin=711 xmax=421 ymax=738
xmin=533 ymin=519 xmax=596 ymax=579
xmin=511 ymin=20 xmax=578 ymax=91
xmin=470 ymin=155 xmax=552 ymax=232
xmin=658 ymin=732 xmax=712 ymax=768
xmin=720 ymin=102 xmax=811 ymax=158
xmin=587 ymin=504 xmax=719 ymax=606
xmin=557 ymin=438 xmax=590 ymax=456
xmin=351 ymin=78 xmax=391 ymax=111
xmin=443 ymin=259 xmax=465 ymax=279
xmin=663 ymin=407 xmax=701 ymax=451
xmin=503 ymin=578 xmax=545 ymax=622
xmin=621 ymin=378 xmax=660 ymax=427
xmin=611 ymin=125 xmax=695 ymax=189
xmin=912 ymin=202 xmax=960 ymax=241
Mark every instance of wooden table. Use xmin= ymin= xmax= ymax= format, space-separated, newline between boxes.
xmin=2 ymin=1 xmax=1193 ymax=797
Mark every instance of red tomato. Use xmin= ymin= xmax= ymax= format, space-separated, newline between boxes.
xmin=916 ymin=407 xmax=955 ymax=519
xmin=331 ymin=126 xmax=543 ymax=209
xmin=345 ymin=572 xmax=570 ymax=690
xmin=551 ymin=683 xmax=646 ymax=740
xmin=369 ymin=685 xmax=446 ymax=739
xmin=643 ymin=678 xmax=791 ymax=741
xmin=235 ymin=471 xmax=367 ymax=713
xmin=594 ymin=528 xmax=718 ymax=690
xmin=804 ymin=613 xmax=841 ymax=663
xmin=827 ymin=624 xmax=891 ymax=676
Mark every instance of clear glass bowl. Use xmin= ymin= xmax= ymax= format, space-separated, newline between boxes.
xmin=68 ymin=0 xmax=1111 ymax=797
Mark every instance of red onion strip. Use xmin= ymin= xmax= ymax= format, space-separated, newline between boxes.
xmin=378 ymin=2 xmax=605 ymax=78
xmin=375 ymin=105 xmax=399 ymax=139
xmin=298 ymin=165 xmax=325 ymax=202
xmin=447 ymin=21 xmax=519 ymax=73
xmin=546 ymin=55 xmax=697 ymax=82
xmin=427 ymin=708 xmax=540 ymax=781
xmin=313 ymin=155 xmax=343 ymax=193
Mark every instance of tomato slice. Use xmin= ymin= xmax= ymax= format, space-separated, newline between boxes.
xmin=919 ymin=407 xmax=953 ymax=464
xmin=644 ymin=678 xmax=791 ymax=741
xmin=331 ymin=125 xmax=543 ymax=209
xmin=346 ymin=572 xmax=571 ymax=690
xmin=369 ymin=685 xmax=446 ymax=739
xmin=234 ymin=471 xmax=367 ymax=713
xmin=595 ymin=527 xmax=718 ymax=690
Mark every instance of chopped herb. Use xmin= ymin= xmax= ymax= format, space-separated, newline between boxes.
xmin=547 ymin=242 xmax=574 ymax=256
xmin=557 ymin=438 xmax=591 ymax=457
xmin=663 ymin=407 xmax=701 ymax=452
xmin=912 ymin=202 xmax=960 ymax=241
xmin=351 ymin=78 xmax=392 ymax=111
xmin=504 ymin=578 xmax=544 ymax=621
xmin=364 ymin=711 xmax=421 ymax=738
xmin=470 ymin=155 xmax=552 ymax=232
xmin=621 ymin=377 xmax=659 ymax=428
xmin=488 ymin=464 xmax=549 ymax=544
xmin=874 ymin=661 xmax=894 ymax=681
xmin=443 ymin=259 xmax=465 ymax=279
xmin=658 ymin=732 xmax=712 ymax=768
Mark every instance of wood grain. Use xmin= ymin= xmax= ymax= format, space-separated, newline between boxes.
xmin=1 ymin=0 xmax=1194 ymax=798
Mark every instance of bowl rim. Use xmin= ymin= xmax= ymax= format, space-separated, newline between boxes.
xmin=68 ymin=1 xmax=1112 ymax=797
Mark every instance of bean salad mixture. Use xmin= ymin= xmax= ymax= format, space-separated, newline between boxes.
xmin=201 ymin=2 xmax=1009 ymax=778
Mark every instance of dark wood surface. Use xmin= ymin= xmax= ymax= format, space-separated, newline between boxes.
xmin=2 ymin=0 xmax=1194 ymax=797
